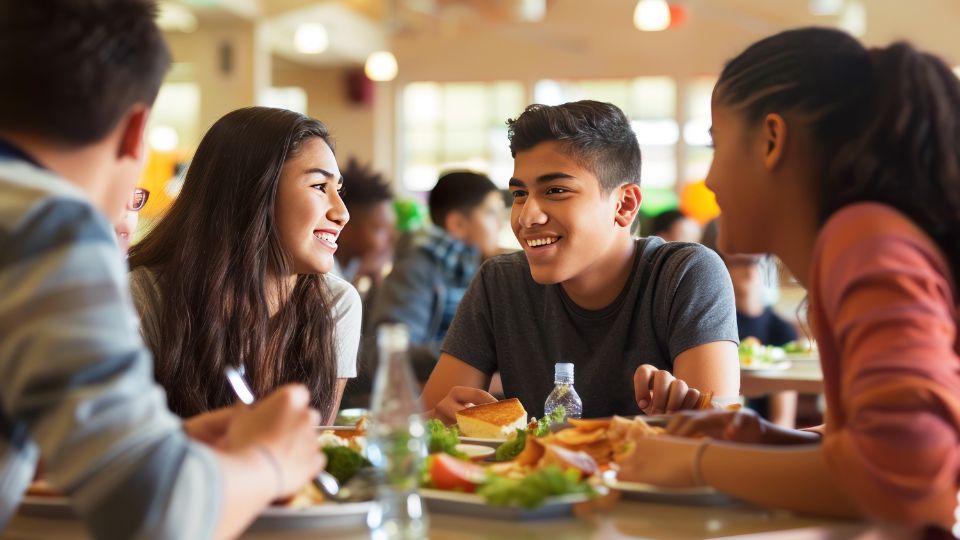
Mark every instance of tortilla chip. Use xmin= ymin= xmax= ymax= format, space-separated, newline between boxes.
xmin=514 ymin=435 xmax=545 ymax=466
xmin=568 ymin=418 xmax=612 ymax=431
xmin=570 ymin=440 xmax=615 ymax=465
xmin=553 ymin=427 xmax=607 ymax=446
xmin=539 ymin=443 xmax=599 ymax=478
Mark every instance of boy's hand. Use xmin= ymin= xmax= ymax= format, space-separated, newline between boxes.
xmin=633 ymin=364 xmax=702 ymax=415
xmin=430 ymin=386 xmax=497 ymax=424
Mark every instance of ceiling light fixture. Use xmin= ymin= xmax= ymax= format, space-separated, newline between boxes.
xmin=294 ymin=23 xmax=329 ymax=54
xmin=634 ymin=0 xmax=671 ymax=32
xmin=364 ymin=51 xmax=398 ymax=82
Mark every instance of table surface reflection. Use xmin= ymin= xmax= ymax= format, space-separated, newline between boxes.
xmin=3 ymin=494 xmax=916 ymax=540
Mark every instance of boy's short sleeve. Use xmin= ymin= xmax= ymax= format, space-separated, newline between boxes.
xmin=439 ymin=260 xmax=498 ymax=375
xmin=661 ymin=245 xmax=739 ymax=358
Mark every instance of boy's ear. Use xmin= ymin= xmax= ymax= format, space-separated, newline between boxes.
xmin=614 ymin=183 xmax=642 ymax=228
xmin=443 ymin=211 xmax=467 ymax=240
xmin=117 ymin=105 xmax=150 ymax=162
xmin=761 ymin=113 xmax=787 ymax=171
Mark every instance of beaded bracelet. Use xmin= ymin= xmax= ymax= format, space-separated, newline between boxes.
xmin=691 ymin=439 xmax=711 ymax=486
xmin=253 ymin=443 xmax=284 ymax=498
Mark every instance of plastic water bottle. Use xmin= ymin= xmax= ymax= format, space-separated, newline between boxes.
xmin=366 ymin=323 xmax=429 ymax=539
xmin=544 ymin=362 xmax=582 ymax=419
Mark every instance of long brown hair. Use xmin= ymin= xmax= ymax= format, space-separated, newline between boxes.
xmin=129 ymin=106 xmax=339 ymax=419
xmin=714 ymin=27 xmax=960 ymax=290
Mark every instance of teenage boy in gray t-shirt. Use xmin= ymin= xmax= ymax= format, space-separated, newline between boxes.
xmin=422 ymin=100 xmax=740 ymax=421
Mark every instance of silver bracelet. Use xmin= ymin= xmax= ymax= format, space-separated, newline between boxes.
xmin=691 ymin=439 xmax=711 ymax=486
xmin=253 ymin=443 xmax=284 ymax=498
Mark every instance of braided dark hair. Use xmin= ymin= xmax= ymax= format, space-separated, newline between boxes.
xmin=716 ymin=27 xmax=960 ymax=290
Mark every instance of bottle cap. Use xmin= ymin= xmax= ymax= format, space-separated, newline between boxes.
xmin=377 ymin=323 xmax=409 ymax=350
xmin=555 ymin=363 xmax=574 ymax=379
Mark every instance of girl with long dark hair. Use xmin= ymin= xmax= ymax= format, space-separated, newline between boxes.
xmin=129 ymin=107 xmax=360 ymax=424
xmin=617 ymin=28 xmax=960 ymax=529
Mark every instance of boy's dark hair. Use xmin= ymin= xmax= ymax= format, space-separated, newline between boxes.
xmin=0 ymin=0 xmax=170 ymax=146
xmin=507 ymin=100 xmax=642 ymax=193
xmin=650 ymin=209 xmax=689 ymax=236
xmin=340 ymin=157 xmax=394 ymax=211
xmin=428 ymin=171 xmax=498 ymax=228
xmin=717 ymin=27 xmax=960 ymax=291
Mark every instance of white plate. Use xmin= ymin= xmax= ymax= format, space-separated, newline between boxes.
xmin=739 ymin=360 xmax=792 ymax=372
xmin=459 ymin=436 xmax=507 ymax=448
xmin=603 ymin=478 xmax=733 ymax=506
xmin=420 ymin=486 xmax=605 ymax=520
xmin=17 ymin=495 xmax=373 ymax=530
xmin=252 ymin=501 xmax=373 ymax=530
xmin=455 ymin=443 xmax=496 ymax=461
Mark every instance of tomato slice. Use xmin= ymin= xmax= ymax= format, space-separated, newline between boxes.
xmin=429 ymin=453 xmax=487 ymax=493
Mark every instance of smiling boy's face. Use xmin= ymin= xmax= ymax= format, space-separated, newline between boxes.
xmin=509 ymin=141 xmax=627 ymax=285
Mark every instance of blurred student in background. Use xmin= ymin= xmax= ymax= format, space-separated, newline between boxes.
xmin=650 ymin=209 xmax=702 ymax=243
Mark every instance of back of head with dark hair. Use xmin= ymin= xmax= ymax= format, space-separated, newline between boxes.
xmin=129 ymin=107 xmax=340 ymax=419
xmin=650 ymin=210 xmax=688 ymax=236
xmin=716 ymin=27 xmax=960 ymax=289
xmin=428 ymin=171 xmax=498 ymax=228
xmin=507 ymin=100 xmax=642 ymax=193
xmin=0 ymin=0 xmax=170 ymax=146
xmin=340 ymin=157 xmax=393 ymax=211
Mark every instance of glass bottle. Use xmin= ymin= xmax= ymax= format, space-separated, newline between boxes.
xmin=366 ymin=323 xmax=429 ymax=539
xmin=544 ymin=362 xmax=583 ymax=419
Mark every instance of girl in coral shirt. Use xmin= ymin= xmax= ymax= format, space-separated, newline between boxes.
xmin=618 ymin=27 xmax=960 ymax=531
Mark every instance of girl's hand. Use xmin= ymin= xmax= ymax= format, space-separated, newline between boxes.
xmin=616 ymin=435 xmax=705 ymax=488
xmin=666 ymin=408 xmax=769 ymax=444
xmin=184 ymin=406 xmax=240 ymax=449
xmin=225 ymin=384 xmax=325 ymax=498
xmin=633 ymin=365 xmax=702 ymax=415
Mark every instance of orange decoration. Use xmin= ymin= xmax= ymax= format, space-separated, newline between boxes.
xmin=668 ymin=4 xmax=687 ymax=27
xmin=679 ymin=180 xmax=720 ymax=224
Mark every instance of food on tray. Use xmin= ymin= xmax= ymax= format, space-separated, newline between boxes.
xmin=281 ymin=482 xmax=326 ymax=508
xmin=278 ymin=417 xmax=372 ymax=508
xmin=25 ymin=479 xmax=59 ymax=497
xmin=739 ymin=336 xmax=788 ymax=367
xmin=428 ymin=453 xmax=487 ymax=493
xmin=493 ymin=406 xmax=567 ymax=461
xmin=322 ymin=445 xmax=371 ymax=484
xmin=424 ymin=405 xmax=599 ymax=508
xmin=456 ymin=398 xmax=527 ymax=438
xmin=475 ymin=466 xmax=594 ymax=509
xmin=783 ymin=338 xmax=817 ymax=354
xmin=426 ymin=419 xmax=467 ymax=458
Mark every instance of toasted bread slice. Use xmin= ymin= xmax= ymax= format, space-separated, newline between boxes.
xmin=456 ymin=398 xmax=527 ymax=438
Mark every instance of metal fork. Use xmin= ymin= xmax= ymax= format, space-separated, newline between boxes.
xmin=223 ymin=365 xmax=344 ymax=499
